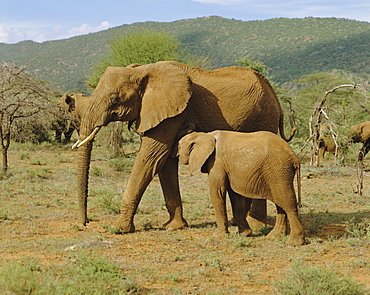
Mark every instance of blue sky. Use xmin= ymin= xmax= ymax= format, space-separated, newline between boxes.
xmin=1 ymin=0 xmax=370 ymax=44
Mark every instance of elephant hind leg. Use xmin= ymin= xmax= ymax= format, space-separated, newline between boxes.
xmin=285 ymin=210 xmax=306 ymax=246
xmin=228 ymin=189 xmax=252 ymax=236
xmin=271 ymin=191 xmax=306 ymax=245
xmin=266 ymin=204 xmax=288 ymax=240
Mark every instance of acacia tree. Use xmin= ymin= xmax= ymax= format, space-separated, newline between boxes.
xmin=0 ymin=61 xmax=57 ymax=171
xmin=86 ymin=30 xmax=209 ymax=90
xmin=236 ymin=55 xmax=269 ymax=76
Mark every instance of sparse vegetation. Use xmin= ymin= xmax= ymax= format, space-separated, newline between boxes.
xmin=0 ymin=253 xmax=142 ymax=295
xmin=0 ymin=142 xmax=369 ymax=293
xmin=274 ymin=261 xmax=368 ymax=295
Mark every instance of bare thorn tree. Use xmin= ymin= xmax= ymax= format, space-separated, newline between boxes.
xmin=0 ymin=61 xmax=58 ymax=171
xmin=308 ymin=84 xmax=369 ymax=194
xmin=309 ymin=84 xmax=359 ymax=167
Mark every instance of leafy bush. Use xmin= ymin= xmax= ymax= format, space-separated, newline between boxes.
xmin=345 ymin=218 xmax=370 ymax=239
xmin=90 ymin=188 xmax=121 ymax=214
xmin=109 ymin=155 xmax=134 ymax=173
xmin=274 ymin=261 xmax=368 ymax=295
xmin=0 ymin=257 xmax=55 ymax=294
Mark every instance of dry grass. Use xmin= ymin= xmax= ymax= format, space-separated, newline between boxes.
xmin=0 ymin=142 xmax=369 ymax=294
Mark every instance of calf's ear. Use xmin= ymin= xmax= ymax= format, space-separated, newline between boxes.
xmin=188 ymin=134 xmax=216 ymax=175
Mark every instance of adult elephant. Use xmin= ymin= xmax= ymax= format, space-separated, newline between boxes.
xmin=57 ymin=93 xmax=91 ymax=142
xmin=350 ymin=121 xmax=370 ymax=160
xmin=74 ymin=61 xmax=295 ymax=233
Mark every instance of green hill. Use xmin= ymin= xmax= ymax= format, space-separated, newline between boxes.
xmin=1 ymin=16 xmax=369 ymax=93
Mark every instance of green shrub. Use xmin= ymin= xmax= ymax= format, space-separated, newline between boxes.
xmin=90 ymin=188 xmax=120 ymax=214
xmin=344 ymin=218 xmax=370 ymax=239
xmin=274 ymin=261 xmax=368 ymax=295
xmin=109 ymin=155 xmax=134 ymax=173
xmin=0 ymin=257 xmax=55 ymax=294
xmin=0 ymin=253 xmax=142 ymax=295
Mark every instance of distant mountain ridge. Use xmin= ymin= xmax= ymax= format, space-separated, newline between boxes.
xmin=1 ymin=16 xmax=369 ymax=92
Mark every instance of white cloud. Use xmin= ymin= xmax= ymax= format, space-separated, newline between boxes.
xmin=68 ymin=21 xmax=112 ymax=36
xmin=0 ymin=24 xmax=27 ymax=43
xmin=0 ymin=21 xmax=112 ymax=44
xmin=33 ymin=25 xmax=64 ymax=43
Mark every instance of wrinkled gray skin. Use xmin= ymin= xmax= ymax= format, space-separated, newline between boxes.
xmin=178 ymin=131 xmax=305 ymax=246
xmin=76 ymin=61 xmax=295 ymax=233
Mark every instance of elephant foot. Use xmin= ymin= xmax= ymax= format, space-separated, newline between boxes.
xmin=266 ymin=229 xmax=284 ymax=241
xmin=239 ymin=228 xmax=253 ymax=236
xmin=163 ymin=217 xmax=188 ymax=231
xmin=230 ymin=217 xmax=237 ymax=226
xmin=246 ymin=215 xmax=266 ymax=234
xmin=113 ymin=216 xmax=135 ymax=234
xmin=286 ymin=234 xmax=306 ymax=246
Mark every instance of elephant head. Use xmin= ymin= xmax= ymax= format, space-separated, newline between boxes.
xmin=350 ymin=121 xmax=370 ymax=143
xmin=60 ymin=93 xmax=91 ymax=120
xmin=59 ymin=93 xmax=92 ymax=142
xmin=177 ymin=132 xmax=216 ymax=175
xmin=350 ymin=121 xmax=370 ymax=161
xmin=75 ymin=63 xmax=192 ymax=148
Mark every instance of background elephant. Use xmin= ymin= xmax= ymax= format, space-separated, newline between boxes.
xmin=318 ymin=123 xmax=339 ymax=163
xmin=177 ymin=130 xmax=305 ymax=246
xmin=319 ymin=136 xmax=337 ymax=158
xmin=57 ymin=93 xmax=91 ymax=142
xmin=75 ymin=61 xmax=295 ymax=233
xmin=350 ymin=121 xmax=370 ymax=160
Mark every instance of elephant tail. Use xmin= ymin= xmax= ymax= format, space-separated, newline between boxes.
xmin=279 ymin=114 xmax=297 ymax=142
xmin=296 ymin=161 xmax=302 ymax=208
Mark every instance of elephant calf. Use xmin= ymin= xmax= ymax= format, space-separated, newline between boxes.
xmin=177 ymin=130 xmax=305 ymax=246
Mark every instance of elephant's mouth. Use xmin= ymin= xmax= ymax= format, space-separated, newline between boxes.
xmin=72 ymin=126 xmax=101 ymax=149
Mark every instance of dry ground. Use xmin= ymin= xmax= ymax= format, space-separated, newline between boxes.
xmin=0 ymin=141 xmax=369 ymax=294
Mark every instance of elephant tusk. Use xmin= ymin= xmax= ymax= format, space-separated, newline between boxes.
xmin=71 ymin=140 xmax=81 ymax=149
xmin=76 ymin=127 xmax=102 ymax=148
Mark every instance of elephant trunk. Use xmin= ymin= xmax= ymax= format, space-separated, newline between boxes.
xmin=76 ymin=114 xmax=97 ymax=225
xmin=77 ymin=141 xmax=93 ymax=225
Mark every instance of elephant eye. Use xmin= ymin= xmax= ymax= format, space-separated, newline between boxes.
xmin=110 ymin=96 xmax=119 ymax=104
xmin=189 ymin=142 xmax=195 ymax=153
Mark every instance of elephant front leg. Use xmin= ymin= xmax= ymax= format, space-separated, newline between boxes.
xmin=158 ymin=157 xmax=188 ymax=230
xmin=359 ymin=139 xmax=370 ymax=161
xmin=114 ymin=158 xmax=153 ymax=233
xmin=114 ymin=137 xmax=169 ymax=233
xmin=209 ymin=177 xmax=229 ymax=235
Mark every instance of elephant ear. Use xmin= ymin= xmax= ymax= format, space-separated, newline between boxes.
xmin=135 ymin=62 xmax=192 ymax=133
xmin=179 ymin=133 xmax=216 ymax=175
xmin=360 ymin=122 xmax=370 ymax=142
